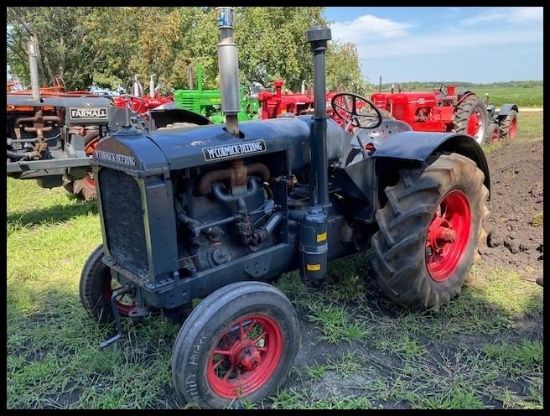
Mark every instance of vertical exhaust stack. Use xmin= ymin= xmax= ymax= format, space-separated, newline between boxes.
xmin=216 ymin=7 xmax=241 ymax=137
xmin=28 ymin=36 xmax=40 ymax=102
xmin=149 ymin=74 xmax=155 ymax=98
xmin=306 ymin=25 xmax=331 ymax=207
xmin=295 ymin=25 xmax=332 ymax=282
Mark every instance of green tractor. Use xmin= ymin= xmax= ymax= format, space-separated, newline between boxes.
xmin=173 ymin=66 xmax=260 ymax=124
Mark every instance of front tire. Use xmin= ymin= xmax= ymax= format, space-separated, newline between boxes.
xmin=171 ymin=281 xmax=300 ymax=409
xmin=371 ymin=153 xmax=490 ymax=310
xmin=79 ymin=244 xmax=136 ymax=323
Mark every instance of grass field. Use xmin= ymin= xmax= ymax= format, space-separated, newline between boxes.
xmin=6 ymin=112 xmax=543 ymax=409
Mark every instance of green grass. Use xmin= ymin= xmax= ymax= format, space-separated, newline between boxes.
xmin=6 ymin=111 xmax=543 ymax=409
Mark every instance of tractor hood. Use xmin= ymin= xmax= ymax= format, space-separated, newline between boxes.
xmin=92 ymin=116 xmax=346 ymax=176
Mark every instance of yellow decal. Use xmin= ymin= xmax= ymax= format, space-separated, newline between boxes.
xmin=306 ymin=264 xmax=321 ymax=271
xmin=317 ymin=232 xmax=327 ymax=242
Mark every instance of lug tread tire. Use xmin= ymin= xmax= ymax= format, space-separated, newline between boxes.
xmin=370 ymin=153 xmax=489 ymax=310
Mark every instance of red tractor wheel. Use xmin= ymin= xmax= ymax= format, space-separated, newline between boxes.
xmin=453 ymin=94 xmax=489 ymax=145
xmin=486 ymin=122 xmax=500 ymax=144
xmin=80 ymin=244 xmax=136 ymax=324
xmin=171 ymin=281 xmax=300 ymax=409
xmin=371 ymin=153 xmax=490 ymax=310
xmin=499 ymin=110 xmax=518 ymax=140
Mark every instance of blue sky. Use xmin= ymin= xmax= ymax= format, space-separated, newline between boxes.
xmin=324 ymin=7 xmax=543 ymax=84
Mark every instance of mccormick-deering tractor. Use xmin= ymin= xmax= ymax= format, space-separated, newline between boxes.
xmin=80 ymin=9 xmax=491 ymax=409
xmin=370 ymin=82 xmax=519 ymax=145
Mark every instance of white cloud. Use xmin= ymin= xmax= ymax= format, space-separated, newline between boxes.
xmin=460 ymin=7 xmax=543 ymax=26
xmin=330 ymin=15 xmax=414 ymax=43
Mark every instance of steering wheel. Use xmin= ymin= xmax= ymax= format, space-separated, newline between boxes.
xmin=432 ymin=83 xmax=448 ymax=97
xmin=125 ymin=77 xmax=146 ymax=114
xmin=330 ymin=92 xmax=383 ymax=130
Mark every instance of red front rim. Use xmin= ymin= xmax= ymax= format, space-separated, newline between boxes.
xmin=207 ymin=314 xmax=284 ymax=399
xmin=425 ymin=190 xmax=471 ymax=282
xmin=509 ymin=117 xmax=518 ymax=139
xmin=102 ymin=275 xmax=136 ymax=315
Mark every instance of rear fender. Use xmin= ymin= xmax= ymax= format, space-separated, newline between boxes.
xmin=496 ymin=103 xmax=519 ymax=118
xmin=373 ymin=130 xmax=491 ymax=196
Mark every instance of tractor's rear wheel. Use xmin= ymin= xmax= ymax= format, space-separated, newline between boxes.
xmin=171 ymin=281 xmax=300 ymax=409
xmin=80 ymin=244 xmax=136 ymax=324
xmin=486 ymin=122 xmax=500 ymax=144
xmin=499 ymin=110 xmax=518 ymax=140
xmin=453 ymin=94 xmax=489 ymax=145
xmin=370 ymin=153 xmax=489 ymax=311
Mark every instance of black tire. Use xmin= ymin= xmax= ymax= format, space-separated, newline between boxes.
xmin=499 ymin=110 xmax=518 ymax=140
xmin=171 ymin=281 xmax=300 ymax=409
xmin=370 ymin=153 xmax=490 ymax=311
xmin=80 ymin=244 xmax=136 ymax=324
xmin=453 ymin=94 xmax=489 ymax=145
xmin=486 ymin=122 xmax=500 ymax=144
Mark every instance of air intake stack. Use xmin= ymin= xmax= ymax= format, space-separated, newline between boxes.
xmin=216 ymin=7 xmax=241 ymax=137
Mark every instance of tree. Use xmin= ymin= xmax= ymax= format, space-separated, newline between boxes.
xmin=7 ymin=7 xmax=101 ymax=90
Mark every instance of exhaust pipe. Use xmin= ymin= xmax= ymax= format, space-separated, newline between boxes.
xmin=28 ymin=36 xmax=40 ymax=102
xmin=216 ymin=7 xmax=241 ymax=137
xmin=306 ymin=25 xmax=331 ymax=207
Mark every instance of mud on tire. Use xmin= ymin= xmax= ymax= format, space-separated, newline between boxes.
xmin=370 ymin=152 xmax=490 ymax=311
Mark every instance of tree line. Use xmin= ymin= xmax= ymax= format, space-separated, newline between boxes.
xmin=6 ymin=7 xmax=369 ymax=94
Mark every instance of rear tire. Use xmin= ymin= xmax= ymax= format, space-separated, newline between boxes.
xmin=499 ymin=110 xmax=518 ymax=140
xmin=370 ymin=153 xmax=490 ymax=311
xmin=453 ymin=94 xmax=489 ymax=145
xmin=171 ymin=281 xmax=300 ymax=409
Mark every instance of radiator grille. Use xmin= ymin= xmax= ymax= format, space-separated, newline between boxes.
xmin=98 ymin=168 xmax=149 ymax=278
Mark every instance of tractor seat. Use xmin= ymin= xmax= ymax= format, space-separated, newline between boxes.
xmin=344 ymin=119 xmax=413 ymax=166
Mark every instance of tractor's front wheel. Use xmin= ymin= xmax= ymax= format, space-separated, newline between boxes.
xmin=499 ymin=110 xmax=518 ymax=140
xmin=79 ymin=244 xmax=136 ymax=324
xmin=453 ymin=94 xmax=489 ymax=145
xmin=371 ymin=153 xmax=489 ymax=310
xmin=486 ymin=122 xmax=500 ymax=144
xmin=171 ymin=281 xmax=300 ymax=409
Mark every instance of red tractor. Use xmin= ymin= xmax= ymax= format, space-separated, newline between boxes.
xmin=370 ymin=83 xmax=519 ymax=145
xmin=257 ymin=79 xmax=368 ymax=133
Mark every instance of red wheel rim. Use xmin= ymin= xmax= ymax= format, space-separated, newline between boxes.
xmin=84 ymin=138 xmax=99 ymax=186
xmin=207 ymin=314 xmax=284 ymax=399
xmin=425 ymin=190 xmax=471 ymax=282
xmin=509 ymin=117 xmax=518 ymax=139
xmin=467 ymin=112 xmax=482 ymax=139
xmin=102 ymin=275 xmax=135 ymax=315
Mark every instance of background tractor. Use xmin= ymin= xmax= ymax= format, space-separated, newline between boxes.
xmin=370 ymin=83 xmax=519 ymax=145
xmin=173 ymin=66 xmax=260 ymax=123
xmin=7 ymin=42 xmax=211 ymax=202
xmin=80 ymin=9 xmax=491 ymax=409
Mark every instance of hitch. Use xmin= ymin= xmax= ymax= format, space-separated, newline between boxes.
xmin=99 ymin=285 xmax=132 ymax=349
